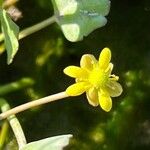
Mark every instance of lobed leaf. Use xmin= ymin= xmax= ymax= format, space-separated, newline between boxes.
xmin=52 ymin=0 xmax=111 ymax=42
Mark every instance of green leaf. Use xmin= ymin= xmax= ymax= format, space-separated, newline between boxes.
xmin=22 ymin=134 xmax=72 ymax=150
xmin=0 ymin=8 xmax=19 ymax=64
xmin=52 ymin=0 xmax=110 ymax=42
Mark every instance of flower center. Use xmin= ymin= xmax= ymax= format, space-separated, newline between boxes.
xmin=89 ymin=67 xmax=108 ymax=88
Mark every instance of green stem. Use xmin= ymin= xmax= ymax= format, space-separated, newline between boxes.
xmin=1 ymin=100 xmax=27 ymax=149
xmin=0 ymin=120 xmax=9 ymax=149
xmin=0 ymin=92 xmax=69 ymax=120
xmin=19 ymin=15 xmax=56 ymax=40
xmin=0 ymin=33 xmax=4 ymax=42
xmin=0 ymin=15 xmax=56 ymax=42
xmin=0 ymin=0 xmax=3 ymax=7
xmin=0 ymin=78 xmax=34 ymax=96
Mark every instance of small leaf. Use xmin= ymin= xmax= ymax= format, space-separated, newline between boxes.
xmin=0 ymin=8 xmax=19 ymax=64
xmin=22 ymin=134 xmax=72 ymax=150
xmin=52 ymin=0 xmax=111 ymax=42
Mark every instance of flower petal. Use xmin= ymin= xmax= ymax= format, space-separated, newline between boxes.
xmin=98 ymin=92 xmax=112 ymax=112
xmin=105 ymin=63 xmax=113 ymax=74
xmin=80 ymin=54 xmax=97 ymax=70
xmin=66 ymin=82 xmax=90 ymax=96
xmin=63 ymin=66 xmax=88 ymax=78
xmin=86 ymin=87 xmax=99 ymax=106
xmin=105 ymin=80 xmax=123 ymax=97
xmin=99 ymin=48 xmax=111 ymax=70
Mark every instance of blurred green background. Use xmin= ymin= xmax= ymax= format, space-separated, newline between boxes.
xmin=0 ymin=0 xmax=150 ymax=149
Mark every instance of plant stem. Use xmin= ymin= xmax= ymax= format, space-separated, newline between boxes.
xmin=19 ymin=15 xmax=56 ymax=40
xmin=0 ymin=92 xmax=69 ymax=120
xmin=1 ymin=101 xmax=27 ymax=149
xmin=0 ymin=0 xmax=3 ymax=7
xmin=0 ymin=120 xmax=9 ymax=149
xmin=0 ymin=78 xmax=34 ymax=96
xmin=7 ymin=115 xmax=27 ymax=149
xmin=0 ymin=15 xmax=56 ymax=42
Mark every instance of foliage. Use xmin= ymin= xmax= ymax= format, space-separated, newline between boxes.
xmin=22 ymin=135 xmax=72 ymax=150
xmin=0 ymin=8 xmax=19 ymax=64
xmin=0 ymin=0 xmax=150 ymax=150
xmin=52 ymin=0 xmax=110 ymax=42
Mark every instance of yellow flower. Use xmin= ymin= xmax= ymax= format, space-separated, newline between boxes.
xmin=64 ymin=48 xmax=123 ymax=112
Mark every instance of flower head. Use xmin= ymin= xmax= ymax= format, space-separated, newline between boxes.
xmin=64 ymin=48 xmax=123 ymax=112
